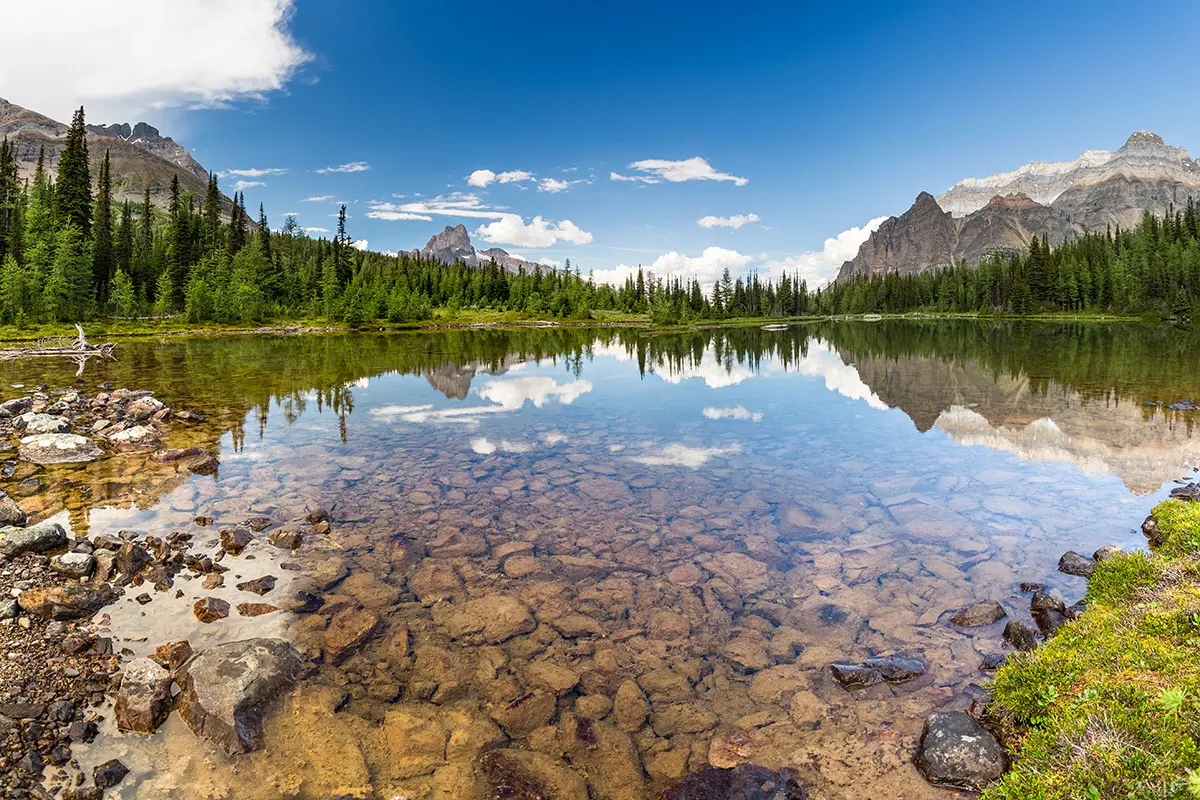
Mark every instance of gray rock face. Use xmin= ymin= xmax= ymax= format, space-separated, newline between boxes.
xmin=13 ymin=412 xmax=70 ymax=435
xmin=0 ymin=490 xmax=27 ymax=527
xmin=0 ymin=522 xmax=67 ymax=560
xmin=914 ymin=711 xmax=1006 ymax=790
xmin=115 ymin=657 xmax=173 ymax=734
xmin=175 ymin=639 xmax=302 ymax=754
xmin=86 ymin=121 xmax=209 ymax=182
xmin=837 ymin=192 xmax=957 ymax=282
xmin=419 ymin=224 xmax=552 ymax=274
xmin=18 ymin=433 xmax=103 ymax=464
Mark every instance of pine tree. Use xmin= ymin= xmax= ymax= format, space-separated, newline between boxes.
xmin=333 ymin=205 xmax=350 ymax=286
xmin=55 ymin=107 xmax=92 ymax=237
xmin=92 ymin=150 xmax=114 ymax=303
xmin=44 ymin=223 xmax=91 ymax=321
xmin=115 ymin=200 xmax=134 ymax=275
xmin=203 ymin=173 xmax=222 ymax=254
xmin=111 ymin=268 xmax=136 ymax=318
xmin=0 ymin=253 xmax=26 ymax=323
xmin=227 ymin=192 xmax=247 ymax=257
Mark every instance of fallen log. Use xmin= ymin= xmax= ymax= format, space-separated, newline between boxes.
xmin=0 ymin=324 xmax=116 ymax=365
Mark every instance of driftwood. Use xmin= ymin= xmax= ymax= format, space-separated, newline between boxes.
xmin=0 ymin=324 xmax=116 ymax=376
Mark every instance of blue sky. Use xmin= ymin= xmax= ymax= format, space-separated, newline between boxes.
xmin=3 ymin=0 xmax=1200 ymax=285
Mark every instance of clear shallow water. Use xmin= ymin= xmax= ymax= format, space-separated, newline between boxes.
xmin=5 ymin=322 xmax=1200 ymax=800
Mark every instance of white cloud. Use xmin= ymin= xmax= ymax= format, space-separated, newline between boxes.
xmin=542 ymin=431 xmax=568 ymax=445
xmin=498 ymin=170 xmax=533 ymax=184
xmin=368 ymin=194 xmax=591 ymax=247
xmin=615 ymin=157 xmax=748 ymax=186
xmin=610 ymin=171 xmax=659 ymax=184
xmin=303 ymin=226 xmax=329 ymax=234
xmin=763 ymin=217 xmax=888 ymax=287
xmin=222 ymin=167 xmax=287 ymax=178
xmin=697 ymin=213 xmax=760 ymax=229
xmin=475 ymin=216 xmax=593 ymax=248
xmin=0 ymin=0 xmax=310 ymax=121
xmin=538 ymin=178 xmax=570 ymax=193
xmin=302 ymin=195 xmax=333 ymax=203
xmin=467 ymin=169 xmax=497 ymax=188
xmin=233 ymin=180 xmax=265 ymax=192
xmin=470 ymin=438 xmax=534 ymax=454
xmin=352 ymin=239 xmax=369 ymax=251
xmin=653 ymin=348 xmax=757 ymax=388
xmin=591 ymin=247 xmax=755 ymax=289
xmin=539 ymin=258 xmax=562 ymax=268
xmin=631 ymin=443 xmax=741 ymax=468
xmin=316 ymin=161 xmax=370 ymax=174
xmin=703 ymin=406 xmax=763 ymax=422
xmin=476 ymin=377 xmax=593 ymax=410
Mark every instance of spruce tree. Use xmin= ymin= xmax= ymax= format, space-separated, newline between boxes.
xmin=115 ymin=200 xmax=134 ymax=275
xmin=203 ymin=173 xmax=222 ymax=254
xmin=92 ymin=150 xmax=114 ymax=303
xmin=44 ymin=223 xmax=91 ymax=321
xmin=55 ymin=107 xmax=92 ymax=237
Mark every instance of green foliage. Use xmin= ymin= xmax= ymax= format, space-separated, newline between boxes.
xmin=111 ymin=268 xmax=136 ymax=318
xmin=984 ymin=499 xmax=1200 ymax=800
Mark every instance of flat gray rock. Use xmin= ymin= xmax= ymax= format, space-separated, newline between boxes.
xmin=0 ymin=522 xmax=67 ymax=561
xmin=19 ymin=433 xmax=103 ymax=464
xmin=14 ymin=412 xmax=70 ymax=435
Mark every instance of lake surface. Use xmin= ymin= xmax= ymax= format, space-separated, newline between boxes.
xmin=7 ymin=321 xmax=1200 ymax=800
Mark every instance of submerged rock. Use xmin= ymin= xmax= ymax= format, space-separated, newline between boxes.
xmin=107 ymin=425 xmax=162 ymax=452
xmin=13 ymin=412 xmax=70 ymax=435
xmin=18 ymin=433 xmax=103 ymax=464
xmin=175 ymin=638 xmax=301 ymax=754
xmin=950 ymin=600 xmax=1006 ymax=627
xmin=115 ymin=658 xmax=173 ymax=734
xmin=831 ymin=653 xmax=926 ymax=689
xmin=1058 ymin=551 xmax=1096 ymax=578
xmin=437 ymin=594 xmax=535 ymax=644
xmin=0 ymin=521 xmax=67 ymax=560
xmin=914 ymin=711 xmax=1006 ymax=790
xmin=481 ymin=749 xmax=589 ymax=800
xmin=660 ymin=764 xmax=808 ymax=800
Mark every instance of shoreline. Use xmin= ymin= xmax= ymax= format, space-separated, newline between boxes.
xmin=0 ymin=310 xmax=1176 ymax=346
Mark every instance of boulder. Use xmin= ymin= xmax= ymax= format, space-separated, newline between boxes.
xmin=14 ymin=412 xmax=70 ymax=435
xmin=490 ymin=690 xmax=557 ymax=738
xmin=18 ymin=433 xmax=103 ymax=464
xmin=18 ymin=584 xmax=110 ymax=620
xmin=193 ymin=597 xmax=230 ymax=623
xmin=93 ymin=759 xmax=130 ymax=790
xmin=115 ymin=658 xmax=173 ymax=734
xmin=1058 ymin=551 xmax=1096 ymax=578
xmin=175 ymin=638 xmax=301 ymax=754
xmin=236 ymin=575 xmax=277 ymax=596
xmin=0 ymin=396 xmax=33 ymax=417
xmin=0 ymin=489 xmax=27 ymax=527
xmin=51 ymin=552 xmax=95 ymax=578
xmin=0 ymin=521 xmax=67 ymax=560
xmin=108 ymin=425 xmax=162 ymax=452
xmin=950 ymin=600 xmax=1006 ymax=627
xmin=438 ymin=594 xmax=535 ymax=644
xmin=831 ymin=654 xmax=925 ymax=689
xmin=660 ymin=764 xmax=808 ymax=800
xmin=220 ymin=527 xmax=254 ymax=555
xmin=1003 ymin=621 xmax=1038 ymax=651
xmin=914 ymin=711 xmax=1006 ymax=790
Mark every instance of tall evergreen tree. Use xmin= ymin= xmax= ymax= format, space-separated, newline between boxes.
xmin=92 ymin=150 xmax=114 ymax=302
xmin=55 ymin=107 xmax=92 ymax=236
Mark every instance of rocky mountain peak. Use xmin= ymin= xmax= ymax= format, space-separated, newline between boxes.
xmin=85 ymin=119 xmax=208 ymax=181
xmin=417 ymin=225 xmax=549 ymax=274
xmin=1123 ymin=130 xmax=1165 ymax=147
xmin=981 ymin=193 xmax=1040 ymax=211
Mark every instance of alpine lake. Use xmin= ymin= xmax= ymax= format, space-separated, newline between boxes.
xmin=5 ymin=320 xmax=1200 ymax=800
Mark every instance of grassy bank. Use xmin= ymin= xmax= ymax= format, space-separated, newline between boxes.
xmin=0 ymin=309 xmax=1169 ymax=344
xmin=984 ymin=499 xmax=1200 ymax=799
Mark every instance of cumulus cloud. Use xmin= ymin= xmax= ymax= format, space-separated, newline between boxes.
xmin=467 ymin=170 xmax=497 ymax=188
xmin=316 ymin=161 xmax=370 ymax=174
xmin=368 ymin=193 xmax=592 ymax=248
xmin=613 ymin=157 xmax=747 ymax=186
xmin=703 ymin=406 xmax=763 ymax=422
xmin=631 ymin=443 xmax=742 ymax=468
xmin=0 ymin=0 xmax=310 ymax=120
xmin=222 ymin=167 xmax=287 ymax=178
xmin=352 ymin=239 xmax=369 ymax=251
xmin=591 ymin=247 xmax=756 ymax=289
xmin=475 ymin=216 xmax=593 ymax=248
xmin=537 ymin=178 xmax=570 ymax=193
xmin=763 ymin=217 xmax=888 ymax=287
xmin=233 ymin=180 xmax=265 ymax=192
xmin=469 ymin=170 xmax=583 ymax=194
xmin=476 ymin=377 xmax=593 ymax=409
xmin=697 ymin=213 xmax=760 ymax=229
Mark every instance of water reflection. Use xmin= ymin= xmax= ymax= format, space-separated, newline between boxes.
xmin=3 ymin=321 xmax=1199 ymax=800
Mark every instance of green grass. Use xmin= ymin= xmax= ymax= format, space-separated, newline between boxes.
xmin=984 ymin=500 xmax=1200 ymax=800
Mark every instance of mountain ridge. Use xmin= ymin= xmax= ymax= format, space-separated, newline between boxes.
xmin=838 ymin=131 xmax=1200 ymax=282
xmin=414 ymin=224 xmax=555 ymax=273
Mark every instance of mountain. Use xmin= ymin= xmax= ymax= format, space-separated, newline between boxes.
xmin=838 ymin=132 xmax=1200 ymax=282
xmin=414 ymin=224 xmax=552 ymax=273
xmin=0 ymin=97 xmax=215 ymax=208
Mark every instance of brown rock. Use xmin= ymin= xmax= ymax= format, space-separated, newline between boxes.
xmin=151 ymin=640 xmax=194 ymax=670
xmin=18 ymin=585 xmax=110 ymax=620
xmin=950 ymin=601 xmax=1006 ymax=627
xmin=722 ymin=635 xmax=772 ymax=674
xmin=613 ymin=680 xmax=649 ymax=732
xmin=219 ymin=527 xmax=253 ymax=555
xmin=651 ymin=702 xmax=718 ymax=736
xmin=438 ymin=595 xmax=535 ymax=644
xmin=115 ymin=658 xmax=173 ymax=734
xmin=490 ymin=690 xmax=557 ymax=738
xmin=408 ymin=563 xmax=463 ymax=605
xmin=237 ymin=602 xmax=279 ymax=617
xmin=236 ymin=575 xmax=277 ymax=596
xmin=193 ymin=597 xmax=230 ymax=623
xmin=481 ymin=749 xmax=588 ymax=800
xmin=324 ymin=608 xmax=380 ymax=663
xmin=378 ymin=705 xmax=448 ymax=779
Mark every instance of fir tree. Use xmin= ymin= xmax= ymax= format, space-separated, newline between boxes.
xmin=92 ymin=150 xmax=114 ymax=303
xmin=55 ymin=107 xmax=92 ymax=236
xmin=44 ymin=223 xmax=91 ymax=321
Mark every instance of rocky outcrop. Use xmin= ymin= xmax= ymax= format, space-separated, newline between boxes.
xmin=840 ymin=132 xmax=1200 ymax=280
xmin=85 ymin=121 xmax=209 ymax=182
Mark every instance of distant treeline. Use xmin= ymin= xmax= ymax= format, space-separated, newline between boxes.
xmin=0 ymin=107 xmax=814 ymax=326
xmin=820 ymin=207 xmax=1200 ymax=317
